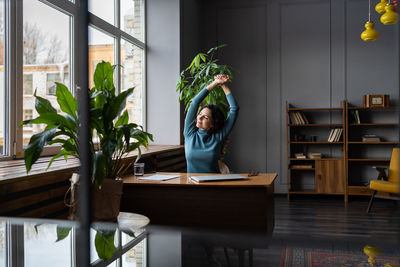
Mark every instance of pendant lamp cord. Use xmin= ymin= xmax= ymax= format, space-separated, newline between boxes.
xmin=368 ymin=0 xmax=371 ymax=21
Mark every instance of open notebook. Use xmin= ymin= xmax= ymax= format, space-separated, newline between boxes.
xmin=190 ymin=174 xmax=248 ymax=183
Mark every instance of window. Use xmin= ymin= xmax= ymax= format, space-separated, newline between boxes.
xmin=88 ymin=27 xmax=115 ymax=89
xmin=120 ymin=0 xmax=144 ymax=42
xmin=23 ymin=74 xmax=33 ymax=95
xmin=121 ymin=39 xmax=144 ymax=125
xmin=22 ymin=0 xmax=71 ymax=150
xmin=46 ymin=73 xmax=61 ymax=96
xmin=1 ymin=0 xmax=146 ymax=159
xmin=89 ymin=0 xmax=146 ymax=127
xmin=88 ymin=0 xmax=114 ymax=26
xmin=0 ymin=0 xmax=5 ymax=156
xmin=23 ymin=109 xmax=33 ymax=124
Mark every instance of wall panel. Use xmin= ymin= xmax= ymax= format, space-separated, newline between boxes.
xmin=190 ymin=0 xmax=399 ymax=193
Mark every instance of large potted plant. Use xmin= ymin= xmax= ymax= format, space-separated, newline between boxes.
xmin=176 ymin=44 xmax=234 ymax=117
xmin=20 ymin=61 xmax=153 ymax=221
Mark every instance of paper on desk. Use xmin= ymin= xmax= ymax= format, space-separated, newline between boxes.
xmin=139 ymin=174 xmax=181 ymax=181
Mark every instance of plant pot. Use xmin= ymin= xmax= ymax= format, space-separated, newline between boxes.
xmin=92 ymin=178 xmax=123 ymax=222
xmin=66 ymin=174 xmax=123 ymax=222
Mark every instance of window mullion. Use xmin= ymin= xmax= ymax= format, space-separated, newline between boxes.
xmin=13 ymin=0 xmax=23 ymax=158
xmin=116 ymin=35 xmax=121 ymax=94
xmin=39 ymin=0 xmax=76 ymax=16
xmin=115 ymin=0 xmax=121 ymax=94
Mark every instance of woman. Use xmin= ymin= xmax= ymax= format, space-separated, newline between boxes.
xmin=184 ymin=74 xmax=239 ymax=173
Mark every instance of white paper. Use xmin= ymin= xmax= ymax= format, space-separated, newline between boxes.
xmin=139 ymin=174 xmax=181 ymax=181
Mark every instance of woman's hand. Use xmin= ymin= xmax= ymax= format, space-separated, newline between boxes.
xmin=214 ymin=74 xmax=230 ymax=86
xmin=206 ymin=74 xmax=230 ymax=91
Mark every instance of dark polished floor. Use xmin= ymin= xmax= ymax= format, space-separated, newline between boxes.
xmin=274 ymin=194 xmax=400 ymax=243
xmin=155 ymin=194 xmax=400 ymax=267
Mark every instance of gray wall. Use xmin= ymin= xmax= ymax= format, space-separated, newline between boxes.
xmin=147 ymin=0 xmax=181 ymax=145
xmin=183 ymin=0 xmax=399 ymax=193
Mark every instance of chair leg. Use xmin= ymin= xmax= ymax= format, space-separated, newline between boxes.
xmin=367 ymin=190 xmax=377 ymax=213
xmin=224 ymin=247 xmax=231 ymax=267
xmin=248 ymin=249 xmax=253 ymax=267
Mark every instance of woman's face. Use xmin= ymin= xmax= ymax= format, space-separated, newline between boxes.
xmin=196 ymin=108 xmax=213 ymax=131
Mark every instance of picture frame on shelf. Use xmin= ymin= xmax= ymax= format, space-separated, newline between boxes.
xmin=363 ymin=94 xmax=390 ymax=108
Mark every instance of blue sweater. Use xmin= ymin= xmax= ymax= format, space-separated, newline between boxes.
xmin=184 ymin=88 xmax=239 ymax=173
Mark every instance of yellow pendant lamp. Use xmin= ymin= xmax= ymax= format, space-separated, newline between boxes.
xmin=361 ymin=0 xmax=379 ymax=41
xmin=361 ymin=22 xmax=379 ymax=41
xmin=376 ymin=0 xmax=389 ymax=13
xmin=380 ymin=3 xmax=399 ymax=25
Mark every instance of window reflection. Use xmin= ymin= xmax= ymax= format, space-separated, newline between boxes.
xmin=24 ymin=223 xmax=72 ymax=267
xmin=122 ymin=233 xmax=146 ymax=266
xmin=0 ymin=221 xmax=5 ymax=267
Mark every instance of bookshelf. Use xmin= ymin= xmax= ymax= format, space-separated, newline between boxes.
xmin=286 ymin=101 xmax=346 ymax=201
xmin=286 ymin=100 xmax=399 ymax=203
xmin=346 ymin=102 xmax=399 ymax=198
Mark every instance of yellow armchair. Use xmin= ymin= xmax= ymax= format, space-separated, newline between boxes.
xmin=367 ymin=148 xmax=400 ymax=213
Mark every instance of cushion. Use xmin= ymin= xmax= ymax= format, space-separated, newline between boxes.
xmin=369 ymin=179 xmax=400 ymax=194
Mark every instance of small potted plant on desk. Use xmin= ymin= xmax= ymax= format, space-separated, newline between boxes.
xmin=20 ymin=61 xmax=153 ymax=221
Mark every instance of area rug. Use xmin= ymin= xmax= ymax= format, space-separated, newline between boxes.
xmin=280 ymin=247 xmax=400 ymax=267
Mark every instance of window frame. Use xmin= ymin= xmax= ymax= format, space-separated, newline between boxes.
xmin=0 ymin=0 xmax=146 ymax=160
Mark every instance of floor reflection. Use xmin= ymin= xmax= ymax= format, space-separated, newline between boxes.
xmin=147 ymin=225 xmax=400 ymax=267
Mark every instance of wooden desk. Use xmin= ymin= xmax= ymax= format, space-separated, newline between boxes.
xmin=121 ymin=173 xmax=277 ymax=233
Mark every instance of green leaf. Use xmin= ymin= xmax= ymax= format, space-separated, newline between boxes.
xmin=47 ymin=153 xmax=66 ymax=170
xmin=93 ymin=151 xmax=106 ymax=186
xmin=135 ymin=146 xmax=142 ymax=162
xmin=94 ymin=231 xmax=116 ymax=260
xmin=55 ymin=82 xmax=77 ymax=120
xmin=194 ymin=55 xmax=200 ymax=68
xmin=30 ymin=113 xmax=75 ymax=132
xmin=24 ymin=129 xmax=57 ymax=172
xmin=115 ymin=110 xmax=129 ymax=127
xmin=104 ymin=88 xmax=134 ymax=122
xmin=207 ymin=43 xmax=227 ymax=54
xmin=56 ymin=227 xmax=72 ymax=242
xmin=199 ymin=53 xmax=206 ymax=62
xmin=119 ymin=125 xmax=132 ymax=146
xmin=35 ymin=94 xmax=57 ymax=115
xmin=93 ymin=61 xmax=114 ymax=91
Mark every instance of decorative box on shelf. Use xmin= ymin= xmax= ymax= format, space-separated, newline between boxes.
xmin=363 ymin=94 xmax=390 ymax=108
xmin=362 ymin=134 xmax=381 ymax=142
xmin=308 ymin=152 xmax=322 ymax=159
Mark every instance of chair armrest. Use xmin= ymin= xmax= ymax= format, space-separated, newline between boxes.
xmin=372 ymin=166 xmax=388 ymax=181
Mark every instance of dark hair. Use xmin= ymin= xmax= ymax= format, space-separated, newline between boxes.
xmin=199 ymin=104 xmax=225 ymax=133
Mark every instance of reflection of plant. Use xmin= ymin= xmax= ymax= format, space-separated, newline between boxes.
xmin=94 ymin=230 xmax=116 ymax=260
xmin=176 ymin=44 xmax=234 ymax=117
xmin=57 ymin=226 xmax=116 ymax=260
xmin=20 ymin=61 xmax=153 ymax=186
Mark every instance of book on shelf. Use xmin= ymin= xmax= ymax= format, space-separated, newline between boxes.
xmin=362 ymin=134 xmax=381 ymax=142
xmin=289 ymin=111 xmax=308 ymax=125
xmin=308 ymin=152 xmax=322 ymax=159
xmin=294 ymin=153 xmax=306 ymax=159
xmin=291 ymin=164 xmax=313 ymax=169
xmin=350 ymin=110 xmax=360 ymax=124
xmin=327 ymin=128 xmax=343 ymax=142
